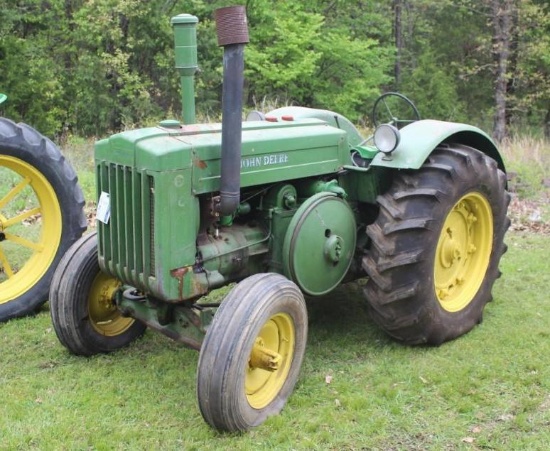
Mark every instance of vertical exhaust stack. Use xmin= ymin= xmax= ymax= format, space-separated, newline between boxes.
xmin=214 ymin=6 xmax=249 ymax=217
xmin=171 ymin=14 xmax=199 ymax=125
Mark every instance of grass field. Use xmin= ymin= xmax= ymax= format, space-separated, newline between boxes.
xmin=1 ymin=231 xmax=549 ymax=449
xmin=1 ymin=135 xmax=549 ymax=449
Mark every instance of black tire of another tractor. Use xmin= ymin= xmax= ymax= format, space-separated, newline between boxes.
xmin=0 ymin=118 xmax=87 ymax=322
xmin=362 ymin=143 xmax=510 ymax=345
xmin=50 ymin=232 xmax=146 ymax=356
xmin=197 ymin=273 xmax=308 ymax=432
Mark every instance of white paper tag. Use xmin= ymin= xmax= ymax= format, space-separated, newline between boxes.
xmin=96 ymin=191 xmax=111 ymax=224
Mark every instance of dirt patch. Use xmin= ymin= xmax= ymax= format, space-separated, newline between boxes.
xmin=508 ymin=195 xmax=550 ymax=235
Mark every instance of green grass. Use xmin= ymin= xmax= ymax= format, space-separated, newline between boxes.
xmin=500 ymin=136 xmax=550 ymax=199
xmin=1 ymin=231 xmax=550 ymax=449
xmin=61 ymin=135 xmax=96 ymax=204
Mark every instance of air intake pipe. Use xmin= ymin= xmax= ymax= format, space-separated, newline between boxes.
xmin=214 ymin=6 xmax=249 ymax=217
xmin=171 ymin=14 xmax=198 ymax=125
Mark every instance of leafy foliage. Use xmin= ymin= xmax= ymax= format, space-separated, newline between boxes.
xmin=0 ymin=0 xmax=549 ymax=138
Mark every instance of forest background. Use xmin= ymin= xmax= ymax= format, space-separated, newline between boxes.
xmin=0 ymin=0 xmax=549 ymax=143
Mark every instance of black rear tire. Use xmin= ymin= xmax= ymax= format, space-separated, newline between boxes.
xmin=50 ymin=232 xmax=146 ymax=356
xmin=362 ymin=144 xmax=510 ymax=345
xmin=0 ymin=118 xmax=86 ymax=321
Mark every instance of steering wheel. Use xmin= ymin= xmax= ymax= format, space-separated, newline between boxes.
xmin=372 ymin=92 xmax=420 ymax=129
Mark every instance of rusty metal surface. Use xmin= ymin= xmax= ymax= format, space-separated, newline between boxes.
xmin=214 ymin=5 xmax=249 ymax=46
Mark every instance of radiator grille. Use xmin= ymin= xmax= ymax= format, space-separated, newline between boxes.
xmin=149 ymin=176 xmax=155 ymax=276
xmin=97 ymin=163 xmax=155 ymax=289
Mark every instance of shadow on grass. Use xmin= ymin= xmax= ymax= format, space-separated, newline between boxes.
xmin=306 ymin=279 xmax=393 ymax=344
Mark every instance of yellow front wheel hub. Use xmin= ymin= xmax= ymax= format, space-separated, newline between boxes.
xmin=88 ymin=273 xmax=135 ymax=336
xmin=0 ymin=156 xmax=62 ymax=303
xmin=246 ymin=313 xmax=295 ymax=409
xmin=435 ymin=192 xmax=493 ymax=312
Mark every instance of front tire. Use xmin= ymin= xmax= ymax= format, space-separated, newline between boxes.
xmin=0 ymin=118 xmax=86 ymax=321
xmin=50 ymin=232 xmax=146 ymax=356
xmin=197 ymin=273 xmax=308 ymax=432
xmin=362 ymin=143 xmax=510 ymax=345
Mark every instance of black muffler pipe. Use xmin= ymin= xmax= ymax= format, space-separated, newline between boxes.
xmin=214 ymin=6 xmax=249 ymax=217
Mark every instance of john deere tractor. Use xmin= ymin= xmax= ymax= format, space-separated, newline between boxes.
xmin=0 ymin=93 xmax=86 ymax=321
xmin=50 ymin=6 xmax=510 ymax=432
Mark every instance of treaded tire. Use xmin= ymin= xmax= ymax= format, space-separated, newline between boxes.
xmin=362 ymin=143 xmax=510 ymax=345
xmin=0 ymin=118 xmax=86 ymax=321
xmin=50 ymin=232 xmax=146 ymax=356
xmin=197 ymin=273 xmax=308 ymax=432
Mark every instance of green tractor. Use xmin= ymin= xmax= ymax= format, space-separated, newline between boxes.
xmin=0 ymin=93 xmax=86 ymax=322
xmin=50 ymin=6 xmax=510 ymax=432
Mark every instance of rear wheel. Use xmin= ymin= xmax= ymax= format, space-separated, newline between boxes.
xmin=0 ymin=118 xmax=86 ymax=321
xmin=50 ymin=232 xmax=146 ymax=356
xmin=197 ymin=273 xmax=307 ymax=432
xmin=362 ymin=144 xmax=510 ymax=344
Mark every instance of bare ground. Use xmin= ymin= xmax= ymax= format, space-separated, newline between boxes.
xmin=508 ymin=193 xmax=550 ymax=235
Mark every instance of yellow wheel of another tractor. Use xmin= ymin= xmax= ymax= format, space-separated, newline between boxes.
xmin=363 ymin=144 xmax=510 ymax=345
xmin=197 ymin=273 xmax=307 ymax=432
xmin=0 ymin=156 xmax=62 ymax=302
xmin=0 ymin=118 xmax=86 ymax=321
xmin=50 ymin=232 xmax=146 ymax=356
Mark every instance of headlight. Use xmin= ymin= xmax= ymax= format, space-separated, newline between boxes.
xmin=373 ymin=124 xmax=400 ymax=155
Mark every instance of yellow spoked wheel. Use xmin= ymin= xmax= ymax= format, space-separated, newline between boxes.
xmin=88 ymin=272 xmax=136 ymax=337
xmin=0 ymin=156 xmax=62 ymax=303
xmin=197 ymin=273 xmax=308 ymax=432
xmin=50 ymin=232 xmax=146 ymax=356
xmin=363 ymin=144 xmax=510 ymax=345
xmin=0 ymin=118 xmax=85 ymax=321
xmin=435 ymin=193 xmax=493 ymax=312
xmin=246 ymin=313 xmax=295 ymax=409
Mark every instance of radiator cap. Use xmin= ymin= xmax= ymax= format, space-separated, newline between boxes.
xmin=159 ymin=119 xmax=181 ymax=129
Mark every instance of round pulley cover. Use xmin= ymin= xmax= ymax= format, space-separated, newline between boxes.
xmin=282 ymin=192 xmax=357 ymax=295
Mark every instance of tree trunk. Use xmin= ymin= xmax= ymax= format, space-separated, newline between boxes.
xmin=492 ymin=0 xmax=515 ymax=142
xmin=545 ymin=107 xmax=550 ymax=139
xmin=505 ymin=3 xmax=518 ymax=130
xmin=394 ymin=0 xmax=403 ymax=88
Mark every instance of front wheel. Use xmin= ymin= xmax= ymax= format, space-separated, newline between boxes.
xmin=50 ymin=232 xmax=146 ymax=356
xmin=197 ymin=273 xmax=308 ymax=432
xmin=362 ymin=144 xmax=510 ymax=345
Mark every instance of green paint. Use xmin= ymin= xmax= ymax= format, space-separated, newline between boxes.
xmin=171 ymin=14 xmax=198 ymax=124
xmin=370 ymin=119 xmax=504 ymax=171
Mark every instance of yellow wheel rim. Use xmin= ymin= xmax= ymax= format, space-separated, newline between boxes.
xmin=434 ymin=192 xmax=493 ymax=312
xmin=88 ymin=272 xmax=135 ymax=336
xmin=0 ymin=156 xmax=62 ymax=303
xmin=246 ymin=313 xmax=295 ymax=409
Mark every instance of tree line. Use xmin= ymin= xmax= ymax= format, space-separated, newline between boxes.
xmin=0 ymin=0 xmax=548 ymax=142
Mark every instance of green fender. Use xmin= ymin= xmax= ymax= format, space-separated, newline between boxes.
xmin=370 ymin=119 xmax=506 ymax=173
